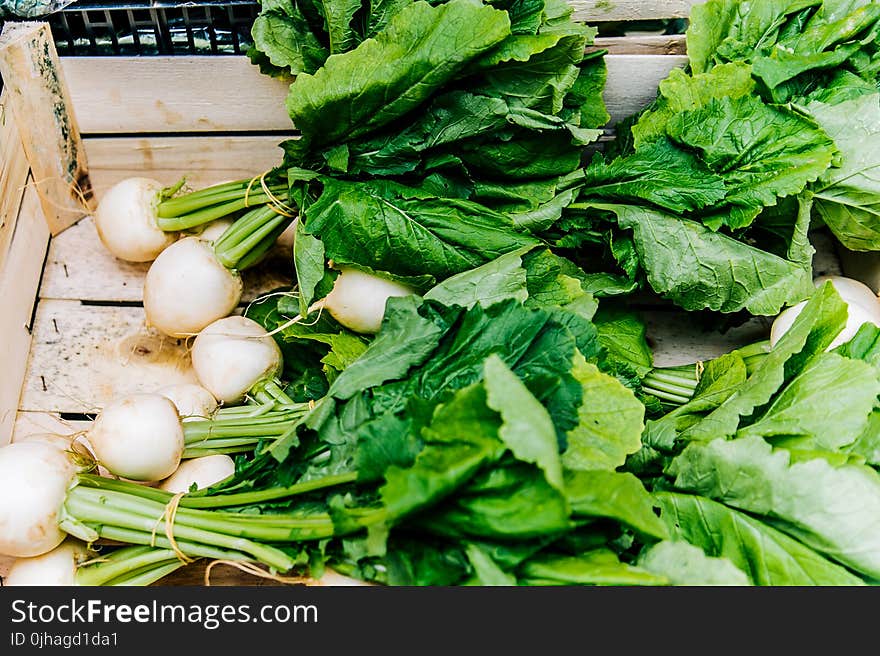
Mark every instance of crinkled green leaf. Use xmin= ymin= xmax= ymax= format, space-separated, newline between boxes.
xmin=667 ymin=95 xmax=836 ymax=229
xmin=656 ymin=492 xmax=865 ymax=586
xmin=737 ymin=352 xmax=880 ymax=451
xmin=286 ymin=0 xmax=512 ymax=148
xmin=561 ymin=353 xmax=645 ymax=471
xmin=601 ymin=203 xmax=814 ymax=315
xmin=637 ymin=540 xmax=751 ymax=586
xmin=304 ymin=178 xmax=538 ymax=281
xmin=810 ymin=94 xmax=880 ymax=251
xmin=669 ymin=435 xmax=880 ymax=579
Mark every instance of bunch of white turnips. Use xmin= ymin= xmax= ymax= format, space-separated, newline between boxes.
xmin=0 ymin=177 xmax=416 ymax=584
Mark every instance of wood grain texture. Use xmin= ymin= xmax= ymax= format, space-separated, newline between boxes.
xmin=0 ymin=92 xmax=30 ymax=272
xmin=0 ymin=22 xmax=94 ymax=234
xmin=18 ymin=300 xmax=198 ymax=415
xmin=40 ymin=216 xmax=294 ymax=303
xmin=570 ymin=0 xmax=699 ymax=21
xmin=83 ymin=135 xmax=287 ymax=199
xmin=593 ymin=34 xmax=686 ymax=55
xmin=0 ymin=183 xmax=50 ymax=445
xmin=63 ymin=54 xmax=687 ymax=134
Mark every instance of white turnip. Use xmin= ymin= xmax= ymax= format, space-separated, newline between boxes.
xmin=158 ymin=383 xmax=218 ymax=421
xmin=143 ymin=236 xmax=243 ymax=337
xmin=95 ymin=177 xmax=177 ymax=262
xmin=191 ymin=316 xmax=283 ymax=404
xmin=159 ymin=455 xmax=236 ymax=493
xmin=88 ymin=393 xmax=184 ymax=481
xmin=0 ymin=441 xmax=79 ymax=557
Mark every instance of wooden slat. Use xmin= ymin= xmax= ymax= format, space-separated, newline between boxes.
xmin=40 ymin=216 xmax=294 ymax=303
xmin=604 ymin=54 xmax=686 ymax=124
xmin=12 ymin=411 xmax=90 ymax=442
xmin=63 ymin=54 xmax=687 ymax=134
xmin=18 ymin=300 xmax=198 ymax=415
xmin=0 ymin=22 xmax=94 ymax=234
xmin=0 ymin=92 xmax=31 ymax=271
xmin=0 ymin=183 xmax=50 ymax=445
xmin=84 ymin=135 xmax=286 ymax=198
xmin=63 ymin=57 xmax=294 ymax=135
xmin=571 ymin=0 xmax=699 ymax=21
xmin=646 ymin=312 xmax=772 ymax=368
xmin=593 ymin=34 xmax=687 ymax=55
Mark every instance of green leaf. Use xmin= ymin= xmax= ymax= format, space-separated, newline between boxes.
xmin=737 ymin=352 xmax=880 ymax=451
xmin=601 ymin=203 xmax=814 ymax=315
xmin=250 ymin=2 xmax=329 ymax=75
xmin=564 ymin=470 xmax=669 ymax=540
xmin=631 ymin=63 xmax=756 ymax=148
xmin=655 ymin=491 xmax=866 ymax=585
xmin=809 ymin=94 xmax=880 ymax=251
xmin=286 ymin=0 xmax=512 ymax=148
xmin=637 ymin=540 xmax=751 ymax=586
xmin=292 ymin=220 xmax=325 ymax=314
xmin=593 ymin=305 xmax=653 ymax=378
xmin=304 ymin=178 xmax=538 ymax=281
xmin=576 ymin=139 xmax=727 ymax=213
xmin=669 ymin=435 xmax=880 ymax=579
xmin=518 ymin=550 xmax=667 ymax=586
xmin=380 ymin=383 xmax=504 ymax=521
xmin=328 ymin=296 xmax=447 ymax=400
xmin=464 ymin=543 xmax=517 ymax=585
xmin=679 ymin=282 xmax=848 ymax=442
xmin=686 ymin=0 xmax=822 ymax=75
xmin=424 ymin=247 xmax=531 ymax=308
xmin=320 ymin=0 xmax=362 ymax=54
xmin=483 ymin=355 xmax=564 ymax=492
xmin=561 ymin=353 xmax=645 ymax=471
xmin=667 ymin=95 xmax=836 ymax=229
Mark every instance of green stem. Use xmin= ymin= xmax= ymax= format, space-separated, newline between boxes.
xmin=106 ymin=561 xmax=185 ymax=586
xmin=95 ymin=526 xmax=252 ymax=563
xmin=179 ymin=471 xmax=359 ymax=509
xmin=157 ymin=182 xmax=286 ymax=218
xmin=214 ymin=205 xmax=293 ymax=270
xmin=76 ymin=546 xmax=182 ymax=586
xmin=65 ymin=491 xmax=296 ymax=571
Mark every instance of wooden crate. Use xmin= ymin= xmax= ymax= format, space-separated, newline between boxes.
xmin=0 ymin=0 xmax=867 ymax=585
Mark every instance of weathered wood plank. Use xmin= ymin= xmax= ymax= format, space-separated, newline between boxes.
xmin=0 ymin=22 xmax=94 ymax=234
xmin=12 ymin=410 xmax=90 ymax=442
xmin=0 ymin=183 xmax=50 ymax=445
xmin=18 ymin=300 xmax=198 ymax=415
xmin=603 ymin=54 xmax=687 ymax=124
xmin=0 ymin=92 xmax=31 ymax=272
xmin=571 ymin=0 xmax=698 ymax=21
xmin=40 ymin=216 xmax=294 ymax=303
xmin=593 ymin=34 xmax=686 ymax=55
xmin=63 ymin=54 xmax=687 ymax=134
xmin=84 ymin=135 xmax=286 ymax=198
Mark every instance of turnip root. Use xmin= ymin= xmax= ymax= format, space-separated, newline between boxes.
xmin=323 ymin=267 xmax=415 ymax=334
xmin=191 ymin=316 xmax=283 ymax=404
xmin=144 ymin=237 xmax=243 ymax=337
xmin=159 ymin=455 xmax=236 ymax=493
xmin=196 ymin=218 xmax=236 ymax=244
xmin=88 ymin=394 xmax=184 ymax=481
xmin=158 ymin=383 xmax=218 ymax=421
xmin=95 ymin=177 xmax=177 ymax=262
xmin=771 ymin=276 xmax=880 ymax=349
xmin=5 ymin=539 xmax=92 ymax=586
xmin=0 ymin=441 xmax=79 ymax=557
